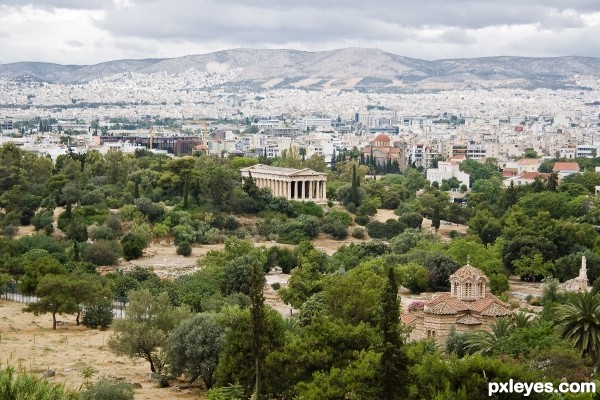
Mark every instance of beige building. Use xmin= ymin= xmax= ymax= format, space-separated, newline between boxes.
xmin=240 ymin=164 xmax=327 ymax=202
xmin=401 ymin=264 xmax=512 ymax=345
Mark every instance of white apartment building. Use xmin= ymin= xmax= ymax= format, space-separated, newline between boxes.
xmin=426 ymin=161 xmax=470 ymax=188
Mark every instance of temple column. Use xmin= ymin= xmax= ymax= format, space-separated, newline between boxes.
xmin=322 ymin=180 xmax=327 ymax=200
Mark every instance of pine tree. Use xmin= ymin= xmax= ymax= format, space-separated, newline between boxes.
xmin=250 ymin=258 xmax=267 ymax=399
xmin=379 ymin=267 xmax=408 ymax=400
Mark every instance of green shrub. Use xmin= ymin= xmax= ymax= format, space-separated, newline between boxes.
xmin=351 ymin=228 xmax=366 ymax=239
xmin=81 ymin=378 xmax=134 ymax=400
xmin=82 ymin=300 xmax=114 ymax=330
xmin=355 ymin=215 xmax=370 ymax=226
xmin=324 ymin=210 xmax=353 ymax=226
xmin=176 ymin=241 xmax=192 ymax=256
xmin=82 ymin=240 xmax=121 ymax=266
xmin=206 ymin=384 xmax=245 ymax=400
xmin=121 ymin=232 xmax=149 ymax=261
xmin=0 ymin=366 xmax=79 ymax=400
xmin=322 ymin=221 xmax=348 ymax=240
xmin=271 ymin=282 xmax=281 ymax=290
xmin=356 ymin=202 xmax=377 ymax=216
xmin=398 ymin=212 xmax=423 ymax=229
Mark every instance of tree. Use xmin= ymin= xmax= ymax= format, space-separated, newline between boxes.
xmin=464 ymin=318 xmax=514 ymax=355
xmin=83 ymin=240 xmax=121 ymax=266
xmin=423 ymin=252 xmax=460 ymax=291
xmin=167 ymin=313 xmax=224 ymax=388
xmin=108 ymin=289 xmax=190 ymax=373
xmin=415 ymin=188 xmax=449 ymax=232
xmin=249 ymin=254 xmax=267 ymax=399
xmin=513 ymin=253 xmax=554 ymax=281
xmin=555 ymin=292 xmax=600 ymax=363
xmin=121 ymin=232 xmax=149 ymax=261
xmin=25 ymin=274 xmax=80 ymax=330
xmin=379 ymin=267 xmax=408 ymax=400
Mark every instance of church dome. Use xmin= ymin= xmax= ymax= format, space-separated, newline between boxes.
xmin=449 ymin=263 xmax=489 ymax=301
xmin=450 ymin=264 xmax=489 ymax=282
xmin=373 ymin=134 xmax=391 ymax=142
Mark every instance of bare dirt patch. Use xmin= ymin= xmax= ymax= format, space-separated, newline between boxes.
xmin=0 ymin=300 xmax=202 ymax=399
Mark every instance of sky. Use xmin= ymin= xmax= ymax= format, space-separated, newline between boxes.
xmin=1 ymin=0 xmax=599 ymax=65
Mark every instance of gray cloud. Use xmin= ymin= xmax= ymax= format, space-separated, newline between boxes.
xmin=1 ymin=0 xmax=600 ymax=63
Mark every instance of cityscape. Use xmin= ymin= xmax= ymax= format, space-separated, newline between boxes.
xmin=1 ymin=1 xmax=600 ymax=399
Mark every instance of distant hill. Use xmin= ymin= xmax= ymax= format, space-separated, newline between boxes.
xmin=1 ymin=48 xmax=598 ymax=91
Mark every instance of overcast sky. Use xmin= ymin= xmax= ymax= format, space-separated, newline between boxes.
xmin=1 ymin=0 xmax=599 ymax=64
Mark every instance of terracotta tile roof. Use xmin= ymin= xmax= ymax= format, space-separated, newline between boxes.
xmin=425 ymin=293 xmax=470 ymax=314
xmin=450 ymin=265 xmax=489 ymax=282
xmin=553 ymin=162 xmax=580 ymax=172
xmin=424 ymin=293 xmax=511 ymax=316
xmin=518 ymin=172 xmax=550 ymax=180
xmin=400 ymin=314 xmax=418 ymax=325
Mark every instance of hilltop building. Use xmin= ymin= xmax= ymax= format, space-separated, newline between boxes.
xmin=240 ymin=164 xmax=327 ymax=202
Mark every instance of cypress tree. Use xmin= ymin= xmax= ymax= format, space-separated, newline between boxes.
xmin=250 ymin=259 xmax=266 ymax=400
xmin=379 ymin=267 xmax=408 ymax=400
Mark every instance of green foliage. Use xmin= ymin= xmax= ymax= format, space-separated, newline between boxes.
xmin=396 ymin=263 xmax=429 ymax=293
xmin=176 ymin=241 xmax=192 ymax=256
xmin=280 ymin=263 xmax=324 ymax=308
xmin=108 ymin=289 xmax=191 ymax=373
xmin=82 ymin=299 xmax=114 ymax=330
xmin=351 ymin=227 xmax=366 ymax=239
xmin=81 ymin=379 xmax=134 ymax=400
xmin=206 ymin=384 xmax=245 ymax=400
xmin=322 ymin=264 xmax=385 ymax=325
xmin=513 ymin=253 xmax=554 ymax=281
xmin=215 ymin=307 xmax=286 ymax=398
xmin=167 ymin=313 xmax=224 ymax=388
xmin=488 ymin=274 xmax=509 ymax=295
xmin=0 ymin=366 xmax=79 ymax=400
xmin=555 ymin=292 xmax=600 ymax=363
xmin=366 ymin=219 xmax=405 ymax=239
xmin=121 ymin=231 xmax=149 ymax=261
xmin=423 ymin=252 xmax=460 ymax=291
xmin=83 ymin=240 xmax=122 ymax=266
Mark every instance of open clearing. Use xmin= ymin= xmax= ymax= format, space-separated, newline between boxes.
xmin=0 ymin=300 xmax=203 ymax=399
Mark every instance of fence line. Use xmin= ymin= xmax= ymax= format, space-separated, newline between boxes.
xmin=1 ymin=285 xmax=128 ymax=319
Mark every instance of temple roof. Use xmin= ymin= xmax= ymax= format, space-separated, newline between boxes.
xmin=240 ymin=164 xmax=327 ymax=177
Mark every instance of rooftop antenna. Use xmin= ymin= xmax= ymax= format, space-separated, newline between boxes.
xmin=467 ymin=255 xmax=471 ymax=265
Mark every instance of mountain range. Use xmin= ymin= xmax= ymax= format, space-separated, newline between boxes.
xmin=1 ymin=48 xmax=599 ymax=91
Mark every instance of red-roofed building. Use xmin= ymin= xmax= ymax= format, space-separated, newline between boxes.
xmin=362 ymin=134 xmax=406 ymax=171
xmin=401 ymin=263 xmax=512 ymax=345
xmin=553 ymin=162 xmax=580 ymax=177
xmin=503 ymin=172 xmax=551 ymax=187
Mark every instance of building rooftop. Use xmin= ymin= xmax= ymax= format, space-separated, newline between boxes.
xmin=240 ymin=163 xmax=327 ymax=177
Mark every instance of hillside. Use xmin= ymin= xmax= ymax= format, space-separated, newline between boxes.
xmin=0 ymin=48 xmax=598 ymax=91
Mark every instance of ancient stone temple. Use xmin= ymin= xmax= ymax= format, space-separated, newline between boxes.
xmin=562 ymin=256 xmax=589 ymax=292
xmin=401 ymin=263 xmax=512 ymax=345
xmin=240 ymin=164 xmax=327 ymax=202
